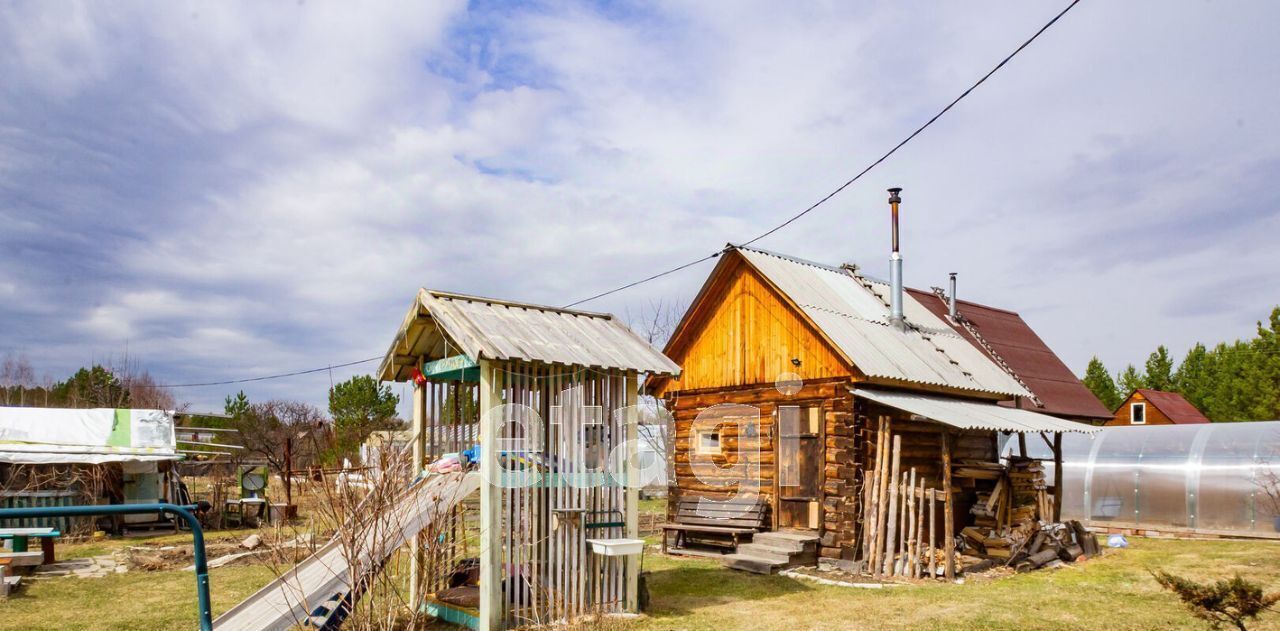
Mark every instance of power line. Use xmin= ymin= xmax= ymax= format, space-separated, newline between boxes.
xmin=562 ymin=252 xmax=723 ymax=309
xmin=562 ymin=0 xmax=1083 ymax=308
xmin=156 ymin=356 xmax=381 ymax=388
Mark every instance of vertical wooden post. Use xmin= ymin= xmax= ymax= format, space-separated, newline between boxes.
xmin=942 ymin=431 xmax=955 ymax=581
xmin=871 ymin=419 xmax=891 ymax=578
xmin=881 ymin=434 xmax=902 ymax=577
xmin=913 ymin=478 xmax=925 ymax=579
xmin=409 ymin=380 xmax=426 ymax=610
xmin=1053 ymin=432 xmax=1064 ymax=523
xmin=927 ymin=488 xmax=937 ymax=579
xmin=479 ymin=360 xmax=503 ymax=631
xmin=1018 ymin=432 xmax=1028 ymax=458
xmin=624 ymin=371 xmax=640 ymax=612
xmin=901 ymin=467 xmax=916 ymax=576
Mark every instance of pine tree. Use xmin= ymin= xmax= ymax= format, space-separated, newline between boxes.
xmin=224 ymin=390 xmax=250 ymax=418
xmin=1082 ymin=356 xmax=1121 ymax=410
xmin=1175 ymin=343 xmax=1213 ymax=413
xmin=1117 ymin=364 xmax=1146 ymax=397
xmin=1244 ymin=308 xmax=1280 ymax=422
xmin=1144 ymin=346 xmax=1175 ymax=391
xmin=328 ymin=375 xmax=401 ymax=459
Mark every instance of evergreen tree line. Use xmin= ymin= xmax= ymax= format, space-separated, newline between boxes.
xmin=1082 ymin=307 xmax=1280 ymax=422
xmin=0 ymin=354 xmax=175 ymax=410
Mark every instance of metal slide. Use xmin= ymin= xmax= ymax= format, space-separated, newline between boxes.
xmin=213 ymin=471 xmax=481 ymax=631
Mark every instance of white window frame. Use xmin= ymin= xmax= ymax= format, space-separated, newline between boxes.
xmin=695 ymin=427 xmax=721 ymax=455
xmin=1130 ymin=402 xmax=1146 ymax=425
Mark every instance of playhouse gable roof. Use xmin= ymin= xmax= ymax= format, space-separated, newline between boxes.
xmin=379 ymin=289 xmax=681 ymax=382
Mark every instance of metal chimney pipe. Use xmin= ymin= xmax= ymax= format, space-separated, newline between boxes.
xmin=887 ymin=187 xmax=904 ymax=329
xmin=948 ymin=272 xmax=958 ymax=321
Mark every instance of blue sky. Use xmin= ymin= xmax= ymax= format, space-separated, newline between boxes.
xmin=2 ymin=1 xmax=1278 ymax=413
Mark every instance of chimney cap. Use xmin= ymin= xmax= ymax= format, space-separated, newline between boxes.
xmin=887 ymin=187 xmax=902 ymax=203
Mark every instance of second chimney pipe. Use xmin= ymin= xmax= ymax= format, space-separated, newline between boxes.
xmin=888 ymin=187 xmax=904 ymax=329
xmin=949 ymin=272 xmax=958 ymax=320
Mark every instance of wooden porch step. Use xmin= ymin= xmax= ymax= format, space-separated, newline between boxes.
xmin=751 ymin=531 xmax=819 ymax=554
xmin=721 ymin=553 xmax=786 ymax=575
xmin=734 ymin=543 xmax=796 ymax=565
xmin=723 ymin=530 xmax=820 ymax=574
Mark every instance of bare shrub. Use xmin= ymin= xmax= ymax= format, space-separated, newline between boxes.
xmin=1153 ymin=570 xmax=1280 ymax=631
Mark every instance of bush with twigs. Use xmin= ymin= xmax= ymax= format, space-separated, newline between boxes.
xmin=1152 ymin=570 xmax=1280 ymax=631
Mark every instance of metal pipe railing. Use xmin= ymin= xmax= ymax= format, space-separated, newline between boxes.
xmin=0 ymin=502 xmax=213 ymax=631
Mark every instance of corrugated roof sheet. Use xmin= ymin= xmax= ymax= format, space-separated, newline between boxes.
xmin=907 ymin=288 xmax=1114 ymax=420
xmin=379 ymin=290 xmax=680 ymax=382
xmin=1132 ymin=389 xmax=1211 ymax=424
xmin=735 ymin=247 xmax=1030 ymax=397
xmin=855 ymin=388 xmax=1100 ymax=434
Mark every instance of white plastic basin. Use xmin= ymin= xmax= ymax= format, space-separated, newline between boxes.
xmin=586 ymin=538 xmax=645 ymax=557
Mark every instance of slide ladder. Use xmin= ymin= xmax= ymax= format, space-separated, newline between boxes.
xmin=213 ymin=471 xmax=481 ymax=631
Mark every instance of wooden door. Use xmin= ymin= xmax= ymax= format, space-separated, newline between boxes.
xmin=776 ymin=405 xmax=822 ymax=530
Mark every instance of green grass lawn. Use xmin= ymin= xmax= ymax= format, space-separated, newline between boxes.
xmin=4 ymin=532 xmax=1280 ymax=630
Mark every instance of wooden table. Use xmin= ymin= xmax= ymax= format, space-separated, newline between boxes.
xmin=0 ymin=527 xmax=61 ymax=564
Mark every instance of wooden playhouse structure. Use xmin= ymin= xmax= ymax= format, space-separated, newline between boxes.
xmin=379 ymin=289 xmax=679 ymax=629
xmin=648 ymin=245 xmax=1099 ymax=576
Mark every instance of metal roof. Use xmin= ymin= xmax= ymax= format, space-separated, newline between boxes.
xmin=379 ymin=289 xmax=681 ymax=382
xmin=907 ymin=288 xmax=1114 ymax=420
xmin=854 ymin=388 xmax=1101 ymax=434
xmin=1127 ymin=389 xmax=1211 ymax=424
xmin=735 ymin=247 xmax=1030 ymax=397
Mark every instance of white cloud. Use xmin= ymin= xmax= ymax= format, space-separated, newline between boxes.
xmin=3 ymin=0 xmax=1279 ymax=410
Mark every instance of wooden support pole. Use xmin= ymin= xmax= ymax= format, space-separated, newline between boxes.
xmin=860 ymin=417 xmax=878 ymax=568
xmin=872 ymin=419 xmax=892 ymax=578
xmin=1053 ymin=432 xmax=1064 ymax=523
xmin=865 ymin=468 xmax=875 ymax=565
xmin=942 ymin=431 xmax=955 ymax=580
xmin=479 ymin=360 xmax=503 ymax=631
xmin=624 ymin=371 xmax=640 ymax=612
xmin=913 ymin=478 xmax=925 ymax=579
xmin=928 ymin=488 xmax=937 ymax=579
xmin=409 ymin=381 xmax=427 ymax=610
xmin=882 ymin=434 xmax=902 ymax=577
xmin=902 ymin=468 xmax=916 ymax=576
xmin=1018 ymin=432 xmax=1028 ymax=458
xmin=863 ymin=416 xmax=884 ymax=568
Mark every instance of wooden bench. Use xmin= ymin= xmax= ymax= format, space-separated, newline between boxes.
xmin=659 ymin=497 xmax=769 ymax=554
xmin=0 ymin=528 xmax=60 ymax=565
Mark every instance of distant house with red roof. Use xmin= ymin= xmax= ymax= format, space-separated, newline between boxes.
xmin=907 ymin=288 xmax=1114 ymax=424
xmin=1106 ymin=389 xmax=1210 ymax=426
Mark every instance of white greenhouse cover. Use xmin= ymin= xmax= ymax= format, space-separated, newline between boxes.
xmin=0 ymin=407 xmax=179 ymax=464
xmin=854 ymin=388 xmax=1101 ymax=435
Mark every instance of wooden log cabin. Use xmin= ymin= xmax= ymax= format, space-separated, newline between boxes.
xmin=647 ymin=245 xmax=1099 ymax=573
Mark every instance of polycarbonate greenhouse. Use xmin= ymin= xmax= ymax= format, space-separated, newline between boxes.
xmin=1004 ymin=421 xmax=1280 ymax=536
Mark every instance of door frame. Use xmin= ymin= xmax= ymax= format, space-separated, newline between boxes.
xmin=772 ymin=400 xmax=825 ymax=531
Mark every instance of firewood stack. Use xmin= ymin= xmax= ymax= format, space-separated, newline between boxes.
xmin=957 ymin=457 xmax=1099 ymax=572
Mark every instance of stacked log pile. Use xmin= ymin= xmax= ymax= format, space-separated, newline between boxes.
xmin=957 ymin=457 xmax=1099 ymax=572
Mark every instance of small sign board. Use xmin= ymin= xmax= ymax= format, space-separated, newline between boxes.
xmin=422 ymin=355 xmax=480 ymax=382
